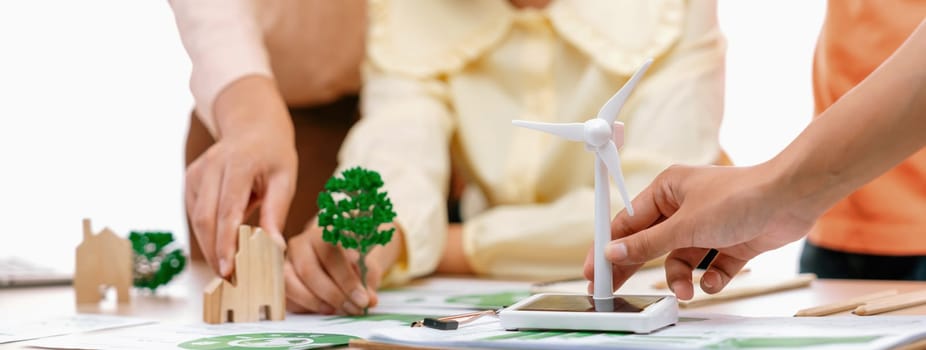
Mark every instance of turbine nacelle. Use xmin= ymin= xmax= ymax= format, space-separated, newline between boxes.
xmin=511 ymin=58 xmax=652 ymax=217
xmin=584 ymin=118 xmax=612 ymax=148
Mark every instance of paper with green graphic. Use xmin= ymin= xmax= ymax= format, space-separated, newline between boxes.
xmin=369 ymin=313 xmax=926 ymax=349
xmin=26 ymin=313 xmax=446 ymax=349
xmin=376 ymin=277 xmax=534 ymax=309
xmin=178 ymin=332 xmax=356 ymax=349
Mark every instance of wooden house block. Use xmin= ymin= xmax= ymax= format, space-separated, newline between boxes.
xmin=203 ymin=225 xmax=285 ymax=324
xmin=74 ymin=218 xmax=132 ymax=304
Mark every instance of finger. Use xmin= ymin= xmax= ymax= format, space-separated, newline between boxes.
xmin=290 ymin=237 xmax=358 ymax=315
xmin=310 ymin=236 xmax=367 ymax=314
xmin=609 ymin=263 xmax=645 ymax=293
xmin=184 ymin=163 xmax=200 ymax=214
xmin=606 ymin=215 xmax=686 ymax=265
xmin=700 ymin=252 xmax=750 ymax=294
xmin=362 ymin=251 xmax=384 ymax=290
xmin=363 ymin=257 xmax=383 ymax=308
xmin=314 ymin=240 xmax=368 ymax=309
xmin=582 ymin=245 xmax=595 ymax=281
xmin=585 ymin=246 xmax=595 ymax=294
xmin=184 ymin=165 xmax=201 ymax=258
xmin=215 ymin=164 xmax=253 ymax=278
xmin=286 ymin=300 xmax=308 ymax=313
xmin=583 ymin=245 xmax=645 ymax=293
xmin=340 ymin=249 xmax=379 ymax=307
xmin=610 ymin=184 xmax=678 ymax=240
xmin=259 ymin=172 xmax=295 ymax=250
xmin=283 ymin=261 xmax=332 ymax=314
xmin=663 ymin=248 xmax=709 ymax=300
xmin=187 ymin=160 xmax=223 ymax=276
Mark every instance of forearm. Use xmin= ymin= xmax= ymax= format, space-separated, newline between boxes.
xmin=169 ymin=0 xmax=273 ymax=136
xmin=212 ymin=75 xmax=292 ymax=141
xmin=346 ymin=67 xmax=454 ymax=283
xmin=772 ymin=20 xmax=926 ymax=217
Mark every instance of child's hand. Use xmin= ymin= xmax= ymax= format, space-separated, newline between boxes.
xmin=284 ymin=222 xmax=404 ymax=315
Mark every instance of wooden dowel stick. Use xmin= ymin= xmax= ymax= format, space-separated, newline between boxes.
xmin=679 ymin=273 xmax=816 ymax=308
xmin=349 ymin=339 xmax=441 ymax=350
xmin=854 ymin=289 xmax=926 ymax=316
xmin=794 ymin=290 xmax=898 ymax=317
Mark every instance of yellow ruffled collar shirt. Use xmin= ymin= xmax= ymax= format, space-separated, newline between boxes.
xmin=339 ymin=0 xmax=726 ymax=283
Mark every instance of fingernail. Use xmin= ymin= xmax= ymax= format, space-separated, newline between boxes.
xmin=318 ymin=303 xmax=334 ymax=315
xmin=351 ymin=288 xmax=370 ymax=308
xmin=270 ymin=231 xmax=287 ymax=251
xmin=219 ymin=258 xmax=230 ymax=277
xmin=671 ymin=281 xmax=688 ymax=298
xmin=702 ymin=275 xmax=714 ymax=289
xmin=342 ymin=301 xmax=361 ymax=315
xmin=702 ymin=271 xmax=719 ymax=290
xmin=607 ymin=242 xmax=628 ymax=262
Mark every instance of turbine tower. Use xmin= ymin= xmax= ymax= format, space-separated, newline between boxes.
xmin=512 ymin=58 xmax=652 ymax=309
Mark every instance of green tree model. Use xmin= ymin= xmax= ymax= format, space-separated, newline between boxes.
xmin=130 ymin=231 xmax=186 ymax=291
xmin=317 ymin=167 xmax=397 ymax=300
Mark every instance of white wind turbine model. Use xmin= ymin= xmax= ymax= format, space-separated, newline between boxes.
xmin=512 ymin=59 xmax=652 ymax=308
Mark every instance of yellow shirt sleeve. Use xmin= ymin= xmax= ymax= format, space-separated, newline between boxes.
xmin=337 ymin=64 xmax=455 ymax=286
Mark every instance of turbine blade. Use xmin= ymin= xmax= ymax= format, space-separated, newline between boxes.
xmin=597 ymin=58 xmax=653 ymax=123
xmin=511 ymin=120 xmax=585 ymax=142
xmin=597 ymin=141 xmax=635 ymax=216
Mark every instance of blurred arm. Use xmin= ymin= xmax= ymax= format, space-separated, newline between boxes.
xmin=168 ymin=0 xmax=273 ymax=137
xmin=773 ymin=19 xmax=926 ymax=218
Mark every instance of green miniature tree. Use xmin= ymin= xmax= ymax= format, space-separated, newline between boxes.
xmin=317 ymin=167 xmax=397 ymax=301
xmin=130 ymin=231 xmax=186 ymax=291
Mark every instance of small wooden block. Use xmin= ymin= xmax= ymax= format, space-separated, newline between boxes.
xmin=74 ymin=219 xmax=132 ymax=304
xmin=203 ymin=225 xmax=285 ymax=324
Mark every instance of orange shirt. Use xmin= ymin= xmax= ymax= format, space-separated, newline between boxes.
xmin=810 ymin=1 xmax=926 ymax=255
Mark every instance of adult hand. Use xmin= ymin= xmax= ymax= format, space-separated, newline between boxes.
xmin=185 ymin=75 xmax=296 ymax=277
xmin=584 ymin=164 xmax=817 ymax=300
xmin=285 ymin=221 xmax=405 ymax=315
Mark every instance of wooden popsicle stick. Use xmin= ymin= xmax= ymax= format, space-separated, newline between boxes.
xmin=349 ymin=339 xmax=441 ymax=350
xmin=794 ymin=290 xmax=898 ymax=317
xmin=651 ymin=268 xmax=751 ymax=290
xmin=853 ymin=289 xmax=926 ymax=316
xmin=679 ymin=273 xmax=817 ymax=308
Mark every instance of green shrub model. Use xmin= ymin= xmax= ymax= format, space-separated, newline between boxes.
xmin=317 ymin=167 xmax=397 ymax=310
xmin=130 ymin=231 xmax=186 ymax=291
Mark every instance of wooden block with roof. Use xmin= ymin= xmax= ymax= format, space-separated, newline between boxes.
xmin=74 ymin=218 xmax=132 ymax=304
xmin=203 ymin=225 xmax=285 ymax=324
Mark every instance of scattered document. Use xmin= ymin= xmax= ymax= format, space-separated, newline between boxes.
xmin=22 ymin=277 xmax=925 ymax=350
xmin=0 ymin=314 xmax=152 ymax=344
xmin=28 ymin=312 xmax=455 ymax=349
xmin=377 ymin=277 xmax=533 ymax=309
xmin=369 ymin=313 xmax=926 ymax=350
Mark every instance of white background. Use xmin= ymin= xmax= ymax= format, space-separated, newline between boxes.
xmin=0 ymin=1 xmax=825 ymax=274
